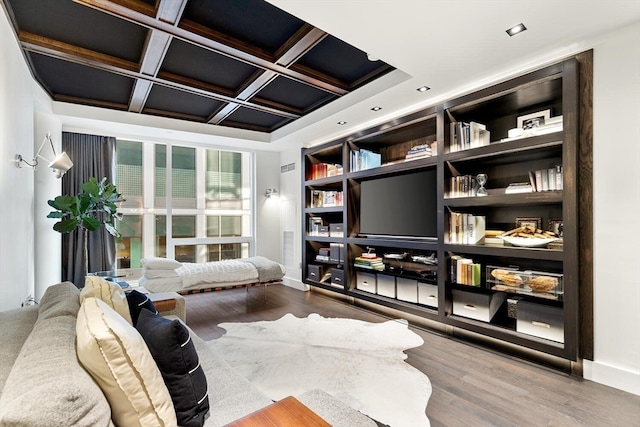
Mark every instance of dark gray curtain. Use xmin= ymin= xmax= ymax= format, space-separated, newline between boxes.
xmin=61 ymin=132 xmax=116 ymax=288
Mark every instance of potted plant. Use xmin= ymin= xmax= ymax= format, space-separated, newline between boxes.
xmin=47 ymin=177 xmax=123 ymax=280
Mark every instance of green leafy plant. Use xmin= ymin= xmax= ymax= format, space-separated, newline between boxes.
xmin=47 ymin=177 xmax=123 ymax=279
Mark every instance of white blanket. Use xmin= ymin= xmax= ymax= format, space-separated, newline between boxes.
xmin=178 ymin=259 xmax=259 ymax=288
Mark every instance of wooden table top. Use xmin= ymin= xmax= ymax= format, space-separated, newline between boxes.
xmin=224 ymin=396 xmax=331 ymax=427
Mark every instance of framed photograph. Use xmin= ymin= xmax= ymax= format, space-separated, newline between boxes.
xmin=548 ymin=218 xmax=563 ymax=237
xmin=516 ymin=217 xmax=542 ymax=229
xmin=517 ymin=109 xmax=551 ymax=129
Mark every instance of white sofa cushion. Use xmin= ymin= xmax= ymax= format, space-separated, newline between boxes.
xmin=81 ymin=276 xmax=132 ymax=324
xmin=76 ymin=297 xmax=176 ymax=427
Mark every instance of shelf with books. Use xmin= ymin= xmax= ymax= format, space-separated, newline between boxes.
xmin=443 ymin=191 xmax=563 ymax=207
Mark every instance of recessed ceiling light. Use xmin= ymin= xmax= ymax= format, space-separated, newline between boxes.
xmin=337 ymin=121 xmax=347 ymax=125
xmin=506 ymin=23 xmax=527 ymax=36
xmin=416 ymin=86 xmax=430 ymax=93
xmin=367 ymin=53 xmax=379 ymax=61
xmin=371 ymin=106 xmax=382 ymax=111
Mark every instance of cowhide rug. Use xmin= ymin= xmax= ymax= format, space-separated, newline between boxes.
xmin=208 ymin=313 xmax=432 ymax=427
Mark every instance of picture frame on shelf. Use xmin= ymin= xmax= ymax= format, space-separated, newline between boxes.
xmin=548 ymin=218 xmax=563 ymax=237
xmin=516 ymin=217 xmax=542 ymax=229
xmin=517 ymin=109 xmax=551 ymax=129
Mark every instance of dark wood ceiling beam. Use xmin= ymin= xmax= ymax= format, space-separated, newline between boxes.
xmin=74 ymin=0 xmax=349 ymax=96
xmin=208 ymin=25 xmax=328 ymax=125
xmin=20 ymin=32 xmax=300 ymax=120
xmin=20 ymin=31 xmax=137 ymax=72
xmin=54 ymin=93 xmax=129 ymax=111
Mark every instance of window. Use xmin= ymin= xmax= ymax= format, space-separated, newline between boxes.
xmin=115 ymin=141 xmax=253 ymax=276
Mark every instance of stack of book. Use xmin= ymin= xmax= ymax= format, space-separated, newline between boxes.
xmin=450 ymin=255 xmax=481 ymax=286
xmin=315 ymin=247 xmax=330 ymax=262
xmin=310 ymin=163 xmax=343 ymax=180
xmin=528 ymin=165 xmax=563 ymax=192
xmin=354 ymin=253 xmax=385 ymax=271
xmin=350 ymin=148 xmax=381 ymax=172
xmin=448 ymin=175 xmax=477 ymax=198
xmin=449 ymin=121 xmax=490 ymax=152
xmin=449 ymin=212 xmax=486 ymax=245
xmin=310 ymin=190 xmax=344 ymax=207
xmin=405 ymin=144 xmax=432 ymax=160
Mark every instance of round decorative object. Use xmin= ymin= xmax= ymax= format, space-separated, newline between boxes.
xmin=499 ymin=236 xmax=559 ymax=248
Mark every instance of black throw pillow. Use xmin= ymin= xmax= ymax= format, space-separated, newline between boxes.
xmin=125 ymin=289 xmax=157 ymax=326
xmin=136 ymin=308 xmax=210 ymax=427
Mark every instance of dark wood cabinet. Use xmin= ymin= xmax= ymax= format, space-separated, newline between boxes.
xmin=301 ymin=55 xmax=592 ymax=363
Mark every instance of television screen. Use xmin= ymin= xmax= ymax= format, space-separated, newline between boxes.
xmin=359 ymin=169 xmax=438 ymax=239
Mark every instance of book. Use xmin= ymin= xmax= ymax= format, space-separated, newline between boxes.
xmin=528 ymin=171 xmax=537 ymax=192
xmin=505 ymin=182 xmax=533 ymax=194
xmin=547 ymin=168 xmax=557 ymax=191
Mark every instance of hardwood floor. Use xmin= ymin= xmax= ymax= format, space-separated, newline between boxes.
xmin=184 ymin=284 xmax=640 ymax=427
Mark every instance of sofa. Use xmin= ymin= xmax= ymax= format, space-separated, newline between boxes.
xmin=0 ymin=281 xmax=376 ymax=427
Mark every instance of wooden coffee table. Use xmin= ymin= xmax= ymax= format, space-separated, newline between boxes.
xmin=224 ymin=396 xmax=330 ymax=427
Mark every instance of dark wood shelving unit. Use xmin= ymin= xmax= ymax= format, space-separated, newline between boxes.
xmin=301 ymin=54 xmax=592 ymax=365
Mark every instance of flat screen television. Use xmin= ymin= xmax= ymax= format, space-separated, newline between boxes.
xmin=359 ymin=169 xmax=438 ymax=239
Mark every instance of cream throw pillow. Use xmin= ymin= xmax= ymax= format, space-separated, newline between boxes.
xmin=76 ymin=297 xmax=177 ymax=427
xmin=81 ymin=275 xmax=133 ymax=324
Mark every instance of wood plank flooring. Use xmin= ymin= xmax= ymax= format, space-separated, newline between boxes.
xmin=184 ymin=284 xmax=640 ymax=427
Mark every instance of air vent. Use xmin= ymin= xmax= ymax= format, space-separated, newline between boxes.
xmin=280 ymin=163 xmax=296 ymax=173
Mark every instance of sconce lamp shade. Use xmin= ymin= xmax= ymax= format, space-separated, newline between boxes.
xmin=14 ymin=131 xmax=73 ymax=179
xmin=265 ymin=188 xmax=278 ymax=198
xmin=48 ymin=152 xmax=73 ymax=178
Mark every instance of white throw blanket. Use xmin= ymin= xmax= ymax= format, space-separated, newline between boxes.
xmin=178 ymin=259 xmax=259 ymax=288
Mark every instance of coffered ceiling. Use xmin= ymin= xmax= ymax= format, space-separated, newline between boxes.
xmin=0 ymin=0 xmax=393 ymax=133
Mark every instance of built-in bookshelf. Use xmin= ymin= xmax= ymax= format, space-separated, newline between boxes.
xmin=301 ymin=54 xmax=592 ymax=365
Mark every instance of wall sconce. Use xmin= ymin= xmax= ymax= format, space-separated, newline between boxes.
xmin=14 ymin=131 xmax=74 ymax=178
xmin=265 ymin=188 xmax=278 ymax=198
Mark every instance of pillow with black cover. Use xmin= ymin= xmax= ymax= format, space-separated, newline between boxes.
xmin=136 ymin=308 xmax=210 ymax=427
xmin=125 ymin=290 xmax=157 ymax=326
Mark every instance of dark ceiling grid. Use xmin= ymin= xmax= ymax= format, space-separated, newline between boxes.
xmin=2 ymin=0 xmax=394 ymax=133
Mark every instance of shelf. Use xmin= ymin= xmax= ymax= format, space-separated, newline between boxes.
xmin=304 ymin=175 xmax=343 ymax=187
xmin=348 ymin=237 xmax=438 ymax=251
xmin=348 ymin=156 xmax=437 ymax=180
xmin=304 ymin=206 xmax=344 ymax=214
xmin=445 ymin=314 xmax=566 ymax=358
xmin=444 ymin=191 xmax=562 ymax=207
xmin=444 ymin=243 xmax=563 ymax=261
xmin=305 ymin=235 xmax=344 ymax=243
xmin=443 ymin=132 xmax=563 ymax=163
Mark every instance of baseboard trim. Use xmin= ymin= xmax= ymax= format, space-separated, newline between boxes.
xmin=282 ymin=276 xmax=308 ymax=291
xmin=583 ymin=360 xmax=640 ymax=396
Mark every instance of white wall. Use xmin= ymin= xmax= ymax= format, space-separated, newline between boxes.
xmin=0 ymin=11 xmax=35 ymax=310
xmin=279 ymin=148 xmax=304 ymax=289
xmin=254 ymin=150 xmax=282 ymax=262
xmin=584 ymin=22 xmax=640 ymax=395
xmin=33 ymin=105 xmax=63 ymax=301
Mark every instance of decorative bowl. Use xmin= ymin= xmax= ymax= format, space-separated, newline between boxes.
xmin=499 ymin=236 xmax=559 ymax=248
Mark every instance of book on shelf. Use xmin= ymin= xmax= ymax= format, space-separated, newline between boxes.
xmin=354 ymin=255 xmax=385 ymax=271
xmin=505 ymin=182 xmax=533 ymax=194
xmin=405 ymin=144 xmax=433 ymax=160
xmin=308 ymin=216 xmax=323 ymax=235
xmin=449 ymin=212 xmax=486 ymax=245
xmin=310 ymin=162 xmax=342 ymax=180
xmin=350 ymin=148 xmax=381 ymax=172
xmin=530 ymin=165 xmax=563 ymax=192
xmin=449 ymin=121 xmax=490 ymax=152
xmin=450 ymin=255 xmax=481 ymax=286
xmin=499 ymin=116 xmax=563 ymax=142
xmin=310 ymin=190 xmax=344 ymax=207
xmin=448 ymin=175 xmax=478 ymax=198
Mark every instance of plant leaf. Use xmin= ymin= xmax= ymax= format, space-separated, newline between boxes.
xmin=53 ymin=219 xmax=79 ymax=233
xmin=82 ymin=217 xmax=101 ymax=231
